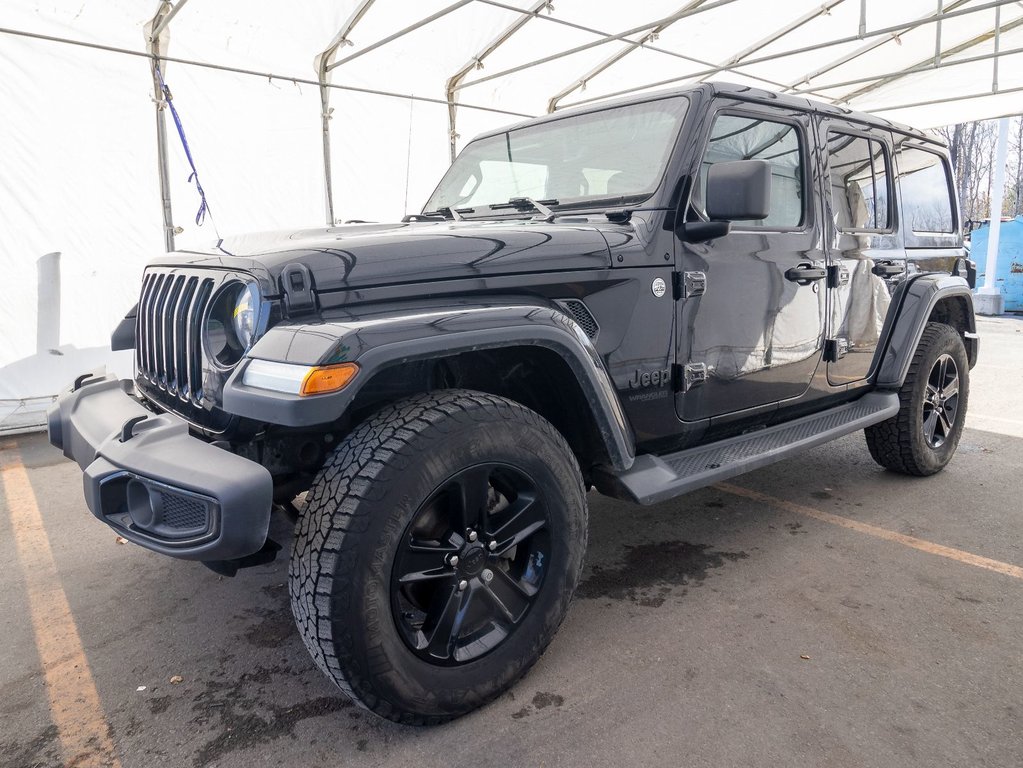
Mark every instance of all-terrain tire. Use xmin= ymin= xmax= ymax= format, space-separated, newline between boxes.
xmin=865 ymin=322 xmax=970 ymax=476
xmin=289 ymin=389 xmax=587 ymax=725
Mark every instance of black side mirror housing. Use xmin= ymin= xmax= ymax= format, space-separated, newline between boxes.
xmin=679 ymin=220 xmax=732 ymax=243
xmin=705 ymin=159 xmax=772 ymax=221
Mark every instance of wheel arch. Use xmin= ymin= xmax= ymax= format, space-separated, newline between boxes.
xmin=873 ymin=274 xmax=977 ymax=389
xmin=927 ymin=294 xmax=978 ymax=369
xmin=222 ymin=301 xmax=636 ymax=472
xmin=348 ymin=346 xmax=620 ymax=476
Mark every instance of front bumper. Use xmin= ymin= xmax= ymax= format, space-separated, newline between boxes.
xmin=47 ymin=374 xmax=272 ymax=561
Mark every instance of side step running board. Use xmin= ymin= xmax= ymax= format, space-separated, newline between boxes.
xmin=608 ymin=392 xmax=900 ymax=506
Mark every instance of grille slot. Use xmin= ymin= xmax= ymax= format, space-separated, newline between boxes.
xmin=136 ymin=271 xmax=216 ymax=404
xmin=159 ymin=491 xmax=208 ymax=531
xmin=557 ymin=299 xmax=599 ymax=339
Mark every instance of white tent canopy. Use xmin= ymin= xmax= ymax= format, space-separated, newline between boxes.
xmin=2 ymin=0 xmax=1021 ymax=430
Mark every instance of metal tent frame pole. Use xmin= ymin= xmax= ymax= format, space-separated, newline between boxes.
xmin=544 ymin=0 xmax=1020 ymax=110
xmin=149 ymin=0 xmax=190 ymax=41
xmin=452 ymin=0 xmax=745 ymax=94
xmin=476 ymin=0 xmax=793 ymax=111
xmin=832 ymin=15 xmax=1023 ymax=104
xmin=317 ymin=0 xmax=377 ymax=226
xmin=856 ymin=83 xmax=1023 ymax=113
xmin=145 ymin=0 xmax=189 ymax=253
xmin=445 ymin=0 xmax=550 ymax=163
xmin=326 ymin=1 xmax=474 ymax=72
xmin=0 ymin=26 xmax=535 ymax=118
xmin=782 ymin=0 xmax=974 ymax=93
xmin=786 ymin=45 xmax=1023 ymax=98
xmin=545 ymin=0 xmax=710 ymax=114
xmin=694 ymin=0 xmax=847 ymax=84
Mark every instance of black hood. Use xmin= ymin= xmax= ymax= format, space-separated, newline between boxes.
xmin=152 ymin=219 xmax=616 ymax=295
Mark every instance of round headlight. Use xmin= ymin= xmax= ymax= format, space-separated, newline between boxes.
xmin=206 ymin=282 xmax=259 ymax=367
xmin=232 ymin=282 xmax=258 ymax=349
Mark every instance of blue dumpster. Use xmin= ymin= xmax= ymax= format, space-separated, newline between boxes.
xmin=972 ymin=216 xmax=1023 ymax=311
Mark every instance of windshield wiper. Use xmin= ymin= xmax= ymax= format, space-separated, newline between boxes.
xmin=490 ymin=197 xmax=559 ymax=221
xmin=418 ymin=207 xmax=473 ymax=222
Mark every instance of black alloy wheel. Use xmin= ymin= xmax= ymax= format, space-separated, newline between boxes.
xmin=391 ymin=463 xmax=550 ymax=665
xmin=289 ymin=389 xmax=587 ymax=724
xmin=922 ymin=353 xmax=960 ymax=449
xmin=865 ymin=322 xmax=970 ymax=476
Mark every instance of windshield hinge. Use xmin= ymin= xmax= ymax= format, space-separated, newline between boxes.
xmin=684 ymin=271 xmax=706 ymax=298
xmin=674 ymin=271 xmax=706 ymax=299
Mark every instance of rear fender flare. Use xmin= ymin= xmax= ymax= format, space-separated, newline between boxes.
xmin=873 ymin=274 xmax=976 ymax=389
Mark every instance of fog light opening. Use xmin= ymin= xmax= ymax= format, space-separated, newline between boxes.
xmin=126 ymin=479 xmax=160 ymax=530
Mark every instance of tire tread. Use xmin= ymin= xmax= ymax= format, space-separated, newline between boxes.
xmin=865 ymin=322 xmax=968 ymax=476
xmin=289 ymin=389 xmax=585 ymax=725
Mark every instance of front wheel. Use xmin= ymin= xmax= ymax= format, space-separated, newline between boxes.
xmin=289 ymin=390 xmax=587 ymax=724
xmin=865 ymin=322 xmax=970 ymax=476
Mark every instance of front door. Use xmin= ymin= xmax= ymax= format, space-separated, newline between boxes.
xmin=676 ymin=104 xmax=826 ymax=422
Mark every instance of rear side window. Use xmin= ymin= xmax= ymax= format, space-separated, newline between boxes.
xmin=897 ymin=147 xmax=955 ymax=234
xmin=826 ymin=132 xmax=891 ymax=231
xmin=696 ymin=114 xmax=805 ymax=229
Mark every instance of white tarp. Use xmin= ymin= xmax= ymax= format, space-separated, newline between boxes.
xmin=2 ymin=0 xmax=1022 ymax=429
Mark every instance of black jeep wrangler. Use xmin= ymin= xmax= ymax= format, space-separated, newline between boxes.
xmin=49 ymin=82 xmax=978 ymax=724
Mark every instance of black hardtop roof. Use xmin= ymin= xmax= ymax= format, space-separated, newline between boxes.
xmin=474 ymin=81 xmax=942 ymax=148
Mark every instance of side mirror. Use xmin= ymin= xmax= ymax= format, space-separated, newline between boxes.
xmin=705 ymin=159 xmax=772 ymax=221
xmin=679 ymin=220 xmax=731 ymax=243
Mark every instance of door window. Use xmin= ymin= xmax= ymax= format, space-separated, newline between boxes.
xmin=695 ymin=114 xmax=806 ymax=229
xmin=826 ymin=132 xmax=891 ymax=231
xmin=897 ymin=147 xmax=955 ymax=233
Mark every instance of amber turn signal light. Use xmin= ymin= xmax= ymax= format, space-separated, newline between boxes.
xmin=299 ymin=363 xmax=359 ymax=396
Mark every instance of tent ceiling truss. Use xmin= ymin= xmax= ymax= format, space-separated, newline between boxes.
xmin=783 ymin=0 xmax=975 ymax=91
xmin=544 ymin=0 xmax=1022 ymax=109
xmin=3 ymin=0 xmax=1021 ymax=232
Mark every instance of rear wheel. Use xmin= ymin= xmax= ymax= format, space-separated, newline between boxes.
xmin=865 ymin=322 xmax=969 ymax=476
xmin=289 ymin=389 xmax=587 ymax=724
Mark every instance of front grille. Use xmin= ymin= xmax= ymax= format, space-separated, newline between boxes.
xmin=136 ymin=271 xmax=216 ymax=403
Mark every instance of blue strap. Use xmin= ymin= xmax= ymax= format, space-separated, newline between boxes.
xmin=153 ymin=64 xmax=211 ymax=227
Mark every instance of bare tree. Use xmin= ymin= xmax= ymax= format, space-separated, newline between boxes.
xmin=937 ymin=118 xmax=1022 ymax=225
xmin=1010 ymin=117 xmax=1023 ymax=218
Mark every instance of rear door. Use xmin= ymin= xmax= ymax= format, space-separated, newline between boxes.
xmin=817 ymin=119 xmax=903 ymax=385
xmin=676 ymin=103 xmax=826 ymax=422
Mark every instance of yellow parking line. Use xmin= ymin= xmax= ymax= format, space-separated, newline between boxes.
xmin=1 ymin=453 xmax=121 ymax=768
xmin=716 ymin=482 xmax=1023 ymax=581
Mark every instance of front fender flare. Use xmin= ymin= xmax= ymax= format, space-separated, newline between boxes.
xmin=873 ymin=274 xmax=977 ymax=389
xmin=222 ymin=301 xmax=636 ymax=471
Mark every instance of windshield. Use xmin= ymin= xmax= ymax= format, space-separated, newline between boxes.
xmin=425 ymin=96 xmax=689 ymax=215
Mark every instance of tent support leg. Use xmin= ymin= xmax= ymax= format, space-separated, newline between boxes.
xmin=318 ymin=0 xmax=379 ymax=226
xmin=36 ymin=253 xmax=61 ymax=354
xmin=320 ymin=71 xmax=335 ymax=226
xmin=447 ymin=100 xmax=458 ymax=164
xmin=152 ymin=78 xmax=175 ymax=253
xmin=147 ymin=3 xmax=176 ymax=253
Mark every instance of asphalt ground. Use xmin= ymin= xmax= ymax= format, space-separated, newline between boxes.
xmin=2 ymin=314 xmax=1022 ymax=768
